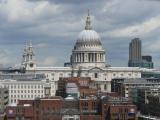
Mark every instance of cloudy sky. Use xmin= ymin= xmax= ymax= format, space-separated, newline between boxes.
xmin=0 ymin=0 xmax=160 ymax=68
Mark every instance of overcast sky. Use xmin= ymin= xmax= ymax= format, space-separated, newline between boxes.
xmin=0 ymin=0 xmax=160 ymax=68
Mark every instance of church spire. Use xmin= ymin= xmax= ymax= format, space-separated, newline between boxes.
xmin=85 ymin=9 xmax=92 ymax=30
xmin=21 ymin=41 xmax=36 ymax=71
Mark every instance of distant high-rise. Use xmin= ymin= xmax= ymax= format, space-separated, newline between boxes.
xmin=128 ymin=38 xmax=142 ymax=67
xmin=128 ymin=38 xmax=154 ymax=69
xmin=129 ymin=38 xmax=142 ymax=61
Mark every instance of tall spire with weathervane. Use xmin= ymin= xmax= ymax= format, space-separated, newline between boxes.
xmin=85 ymin=9 xmax=92 ymax=30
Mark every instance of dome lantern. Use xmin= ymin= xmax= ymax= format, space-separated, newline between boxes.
xmin=85 ymin=10 xmax=92 ymax=30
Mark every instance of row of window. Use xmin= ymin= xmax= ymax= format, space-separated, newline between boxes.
xmin=112 ymin=73 xmax=138 ymax=77
xmin=10 ymin=94 xmax=43 ymax=99
xmin=8 ymin=84 xmax=43 ymax=89
xmin=50 ymin=72 xmax=139 ymax=78
xmin=47 ymin=73 xmax=71 ymax=78
xmin=10 ymin=95 xmax=43 ymax=103
xmin=10 ymin=90 xmax=44 ymax=94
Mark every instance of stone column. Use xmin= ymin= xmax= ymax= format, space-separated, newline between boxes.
xmin=81 ymin=53 xmax=83 ymax=62
xmin=75 ymin=54 xmax=77 ymax=62
xmin=89 ymin=53 xmax=91 ymax=62
xmin=78 ymin=53 xmax=80 ymax=62
xmin=103 ymin=54 xmax=105 ymax=62
xmin=95 ymin=53 xmax=97 ymax=62
xmin=92 ymin=53 xmax=94 ymax=62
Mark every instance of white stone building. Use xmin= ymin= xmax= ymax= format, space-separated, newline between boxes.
xmin=0 ymin=76 xmax=54 ymax=105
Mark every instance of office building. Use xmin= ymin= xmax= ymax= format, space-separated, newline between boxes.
xmin=111 ymin=78 xmax=160 ymax=98
xmin=128 ymin=38 xmax=154 ymax=69
xmin=141 ymin=55 xmax=154 ymax=69
xmin=129 ymin=38 xmax=142 ymax=61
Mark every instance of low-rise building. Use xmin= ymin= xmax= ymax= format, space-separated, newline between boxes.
xmin=136 ymin=95 xmax=160 ymax=117
xmin=101 ymin=96 xmax=137 ymax=120
xmin=0 ymin=87 xmax=8 ymax=120
xmin=6 ymin=95 xmax=137 ymax=120
xmin=129 ymin=87 xmax=160 ymax=117
xmin=0 ymin=74 xmax=54 ymax=105
xmin=56 ymin=77 xmax=97 ymax=98
xmin=0 ymin=87 xmax=9 ymax=114
xmin=111 ymin=78 xmax=160 ymax=98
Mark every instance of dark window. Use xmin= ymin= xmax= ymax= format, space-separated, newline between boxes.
xmin=104 ymin=84 xmax=107 ymax=90
xmin=95 ymin=73 xmax=98 ymax=78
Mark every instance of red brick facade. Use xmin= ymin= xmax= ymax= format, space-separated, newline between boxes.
xmin=6 ymin=96 xmax=137 ymax=120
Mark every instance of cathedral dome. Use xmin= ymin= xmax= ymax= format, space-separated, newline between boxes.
xmin=75 ymin=30 xmax=102 ymax=50
xmin=71 ymin=10 xmax=106 ymax=68
xmin=74 ymin=11 xmax=103 ymax=51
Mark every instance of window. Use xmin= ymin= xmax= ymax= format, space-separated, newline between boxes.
xmin=113 ymin=73 xmax=116 ymax=76
xmin=85 ymin=73 xmax=88 ymax=76
xmin=52 ymin=73 xmax=55 ymax=76
xmin=104 ymin=84 xmax=107 ymax=90
xmin=60 ymin=73 xmax=63 ymax=77
xmin=125 ymin=108 xmax=128 ymax=113
xmin=94 ymin=73 xmax=98 ymax=78
xmin=128 ymin=73 xmax=131 ymax=76
xmin=68 ymin=73 xmax=71 ymax=77
xmin=120 ymin=74 xmax=123 ymax=77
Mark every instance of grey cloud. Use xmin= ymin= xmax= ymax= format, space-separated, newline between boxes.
xmin=27 ymin=0 xmax=105 ymax=4
xmin=0 ymin=0 xmax=160 ymax=67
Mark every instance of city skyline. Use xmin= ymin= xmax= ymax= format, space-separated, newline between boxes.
xmin=0 ymin=0 xmax=160 ymax=68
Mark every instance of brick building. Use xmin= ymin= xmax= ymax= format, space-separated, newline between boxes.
xmin=101 ymin=96 xmax=137 ymax=120
xmin=56 ymin=77 xmax=98 ymax=98
xmin=6 ymin=96 xmax=137 ymax=120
